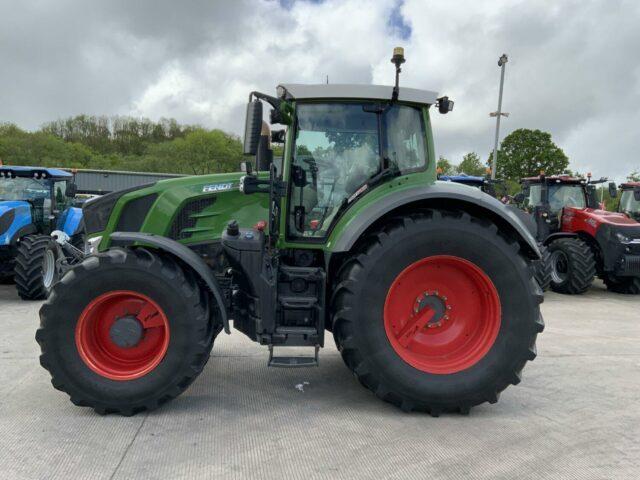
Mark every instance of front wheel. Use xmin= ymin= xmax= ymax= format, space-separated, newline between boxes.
xmin=547 ymin=238 xmax=595 ymax=294
xmin=14 ymin=235 xmax=60 ymax=300
xmin=602 ymin=273 xmax=640 ymax=294
xmin=331 ymin=210 xmax=544 ymax=415
xmin=36 ymin=248 xmax=220 ymax=415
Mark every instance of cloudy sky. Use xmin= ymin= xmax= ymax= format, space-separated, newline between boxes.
xmin=1 ymin=0 xmax=639 ymax=180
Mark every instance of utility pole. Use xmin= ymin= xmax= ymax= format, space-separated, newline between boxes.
xmin=490 ymin=54 xmax=509 ymax=180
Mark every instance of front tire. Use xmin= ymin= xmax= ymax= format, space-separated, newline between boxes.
xmin=547 ymin=238 xmax=596 ymax=294
xmin=36 ymin=248 xmax=220 ymax=415
xmin=14 ymin=235 xmax=60 ymax=300
xmin=603 ymin=273 xmax=640 ymax=294
xmin=331 ymin=210 xmax=544 ymax=415
xmin=533 ymin=244 xmax=552 ymax=291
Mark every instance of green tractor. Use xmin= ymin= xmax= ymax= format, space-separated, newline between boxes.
xmin=37 ymin=49 xmax=544 ymax=416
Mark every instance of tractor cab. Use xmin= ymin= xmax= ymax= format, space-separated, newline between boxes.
xmin=0 ymin=166 xmax=78 ymax=237
xmin=619 ymin=182 xmax=640 ymax=221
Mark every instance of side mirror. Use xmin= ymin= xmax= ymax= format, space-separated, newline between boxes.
xmin=608 ymin=182 xmax=617 ymax=198
xmin=634 ymin=187 xmax=640 ymax=202
xmin=513 ymin=192 xmax=525 ymax=204
xmin=437 ymin=96 xmax=454 ymax=114
xmin=65 ymin=183 xmax=77 ymax=198
xmin=243 ymin=100 xmax=263 ymax=155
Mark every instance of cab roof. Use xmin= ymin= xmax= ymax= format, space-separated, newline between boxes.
xmin=0 ymin=166 xmax=72 ymax=180
xmin=621 ymin=182 xmax=640 ymax=189
xmin=278 ymin=84 xmax=439 ymax=106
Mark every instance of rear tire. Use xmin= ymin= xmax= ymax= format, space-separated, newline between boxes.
xmin=14 ymin=235 xmax=59 ymax=300
xmin=547 ymin=238 xmax=596 ymax=294
xmin=331 ymin=210 xmax=544 ymax=415
xmin=603 ymin=274 xmax=640 ymax=294
xmin=36 ymin=248 xmax=220 ymax=415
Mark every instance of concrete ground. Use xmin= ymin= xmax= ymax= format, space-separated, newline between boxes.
xmin=0 ymin=282 xmax=638 ymax=480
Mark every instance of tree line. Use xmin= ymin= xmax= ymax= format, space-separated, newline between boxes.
xmin=0 ymin=116 xmax=244 ymax=175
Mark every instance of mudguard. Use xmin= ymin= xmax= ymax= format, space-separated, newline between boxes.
xmin=58 ymin=207 xmax=83 ymax=236
xmin=0 ymin=201 xmax=33 ymax=246
xmin=109 ymin=232 xmax=230 ymax=333
xmin=330 ymin=181 xmax=541 ymax=258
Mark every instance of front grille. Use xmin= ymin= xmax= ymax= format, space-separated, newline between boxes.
xmin=623 ymin=255 xmax=640 ymax=275
xmin=168 ymin=196 xmax=216 ymax=240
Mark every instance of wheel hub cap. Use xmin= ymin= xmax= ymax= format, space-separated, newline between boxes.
xmin=109 ymin=315 xmax=144 ymax=348
xmin=383 ymin=255 xmax=502 ymax=374
xmin=75 ymin=290 xmax=170 ymax=381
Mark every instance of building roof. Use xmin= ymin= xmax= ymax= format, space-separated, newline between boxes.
xmin=278 ymin=83 xmax=439 ymax=105
xmin=0 ymin=166 xmax=72 ymax=179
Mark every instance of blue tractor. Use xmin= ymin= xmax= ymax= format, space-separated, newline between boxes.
xmin=438 ymin=174 xmax=507 ymax=199
xmin=0 ymin=166 xmax=84 ymax=299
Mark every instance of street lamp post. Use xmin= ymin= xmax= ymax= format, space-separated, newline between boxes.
xmin=490 ymin=54 xmax=509 ymax=180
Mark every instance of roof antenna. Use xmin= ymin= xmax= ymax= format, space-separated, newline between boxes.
xmin=391 ymin=47 xmax=405 ymax=101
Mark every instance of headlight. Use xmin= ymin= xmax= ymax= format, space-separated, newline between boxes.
xmin=86 ymin=236 xmax=103 ymax=255
xmin=615 ymin=232 xmax=631 ymax=244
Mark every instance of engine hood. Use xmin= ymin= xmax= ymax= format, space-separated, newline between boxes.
xmin=566 ymin=207 xmax=639 ymax=227
xmin=0 ymin=200 xmax=31 ymax=216
xmin=0 ymin=200 xmax=33 ymax=245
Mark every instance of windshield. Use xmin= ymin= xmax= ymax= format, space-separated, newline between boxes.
xmin=289 ymin=102 xmax=426 ymax=238
xmin=620 ymin=189 xmax=640 ymax=214
xmin=0 ymin=177 xmax=51 ymax=201
xmin=527 ymin=183 xmax=586 ymax=212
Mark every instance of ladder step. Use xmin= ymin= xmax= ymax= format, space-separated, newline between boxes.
xmin=268 ymin=345 xmax=319 ymax=368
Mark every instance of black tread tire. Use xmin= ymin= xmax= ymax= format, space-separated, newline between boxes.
xmin=331 ymin=209 xmax=544 ymax=415
xmin=602 ymin=274 xmax=640 ymax=294
xmin=14 ymin=235 xmax=59 ymax=300
xmin=547 ymin=238 xmax=596 ymax=294
xmin=533 ymin=244 xmax=552 ymax=291
xmin=36 ymin=247 xmax=220 ymax=416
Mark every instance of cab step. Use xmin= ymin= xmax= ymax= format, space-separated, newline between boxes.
xmin=268 ymin=344 xmax=320 ymax=368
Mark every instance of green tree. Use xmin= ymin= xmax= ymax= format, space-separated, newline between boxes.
xmin=628 ymin=170 xmax=640 ymax=182
xmin=436 ymin=156 xmax=456 ymax=175
xmin=492 ymin=128 xmax=569 ymax=181
xmin=457 ymin=152 xmax=486 ymax=176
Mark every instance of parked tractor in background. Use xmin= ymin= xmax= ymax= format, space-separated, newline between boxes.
xmin=0 ymin=167 xmax=85 ymax=299
xmin=618 ymin=182 xmax=640 ymax=221
xmin=37 ymin=49 xmax=543 ymax=416
xmin=438 ymin=174 xmax=506 ymax=200
xmin=517 ymin=174 xmax=640 ymax=294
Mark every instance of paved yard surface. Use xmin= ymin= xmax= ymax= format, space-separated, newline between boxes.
xmin=0 ymin=282 xmax=638 ymax=479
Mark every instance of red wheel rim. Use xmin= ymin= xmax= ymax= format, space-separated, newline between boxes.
xmin=383 ymin=255 xmax=501 ymax=374
xmin=75 ymin=290 xmax=170 ymax=381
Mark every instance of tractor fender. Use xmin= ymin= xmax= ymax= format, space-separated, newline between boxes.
xmin=331 ymin=182 xmax=541 ymax=258
xmin=542 ymin=232 xmax=578 ymax=246
xmin=109 ymin=232 xmax=230 ymax=334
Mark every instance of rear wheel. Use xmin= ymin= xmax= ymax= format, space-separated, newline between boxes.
xmin=36 ymin=248 xmax=220 ymax=415
xmin=331 ymin=210 xmax=544 ymax=415
xmin=547 ymin=238 xmax=595 ymax=294
xmin=602 ymin=273 xmax=640 ymax=294
xmin=14 ymin=235 xmax=60 ymax=300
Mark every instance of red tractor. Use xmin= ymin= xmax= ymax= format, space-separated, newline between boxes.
xmin=517 ymin=174 xmax=640 ymax=294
